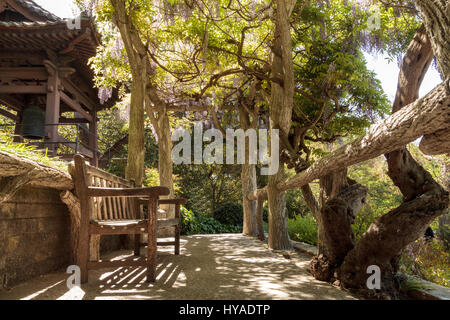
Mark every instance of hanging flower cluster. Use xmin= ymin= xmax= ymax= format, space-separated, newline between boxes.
xmin=98 ymin=87 xmax=113 ymax=105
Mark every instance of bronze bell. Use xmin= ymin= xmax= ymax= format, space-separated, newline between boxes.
xmin=21 ymin=106 xmax=45 ymax=140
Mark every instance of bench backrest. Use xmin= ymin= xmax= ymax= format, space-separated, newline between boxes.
xmin=72 ymin=154 xmax=139 ymax=221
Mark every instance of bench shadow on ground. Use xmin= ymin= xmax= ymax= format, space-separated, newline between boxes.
xmin=0 ymin=234 xmax=355 ymax=300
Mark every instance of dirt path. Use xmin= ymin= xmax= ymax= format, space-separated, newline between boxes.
xmin=0 ymin=234 xmax=356 ymax=300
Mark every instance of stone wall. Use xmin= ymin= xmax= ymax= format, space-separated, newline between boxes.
xmin=0 ymin=186 xmax=70 ymax=288
xmin=0 ymin=185 xmax=121 ymax=288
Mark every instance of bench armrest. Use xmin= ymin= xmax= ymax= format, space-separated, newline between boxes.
xmin=87 ymin=186 xmax=170 ymax=198
xmin=157 ymin=198 xmax=187 ymax=205
xmin=137 ymin=198 xmax=187 ymax=206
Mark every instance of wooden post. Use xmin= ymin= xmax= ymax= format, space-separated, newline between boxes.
xmin=89 ymin=106 xmax=98 ymax=167
xmin=45 ymin=69 xmax=61 ymax=156
xmin=147 ymin=197 xmax=158 ymax=282
xmin=134 ymin=197 xmax=141 ymax=256
xmin=175 ymin=204 xmax=180 ymax=255
xmin=73 ymin=155 xmax=91 ymax=283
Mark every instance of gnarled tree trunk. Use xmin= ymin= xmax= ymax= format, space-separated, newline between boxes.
xmin=309 ymin=170 xmax=367 ymax=282
xmin=416 ymin=1 xmax=450 ymax=155
xmin=266 ymin=0 xmax=296 ymax=250
xmin=415 ymin=0 xmax=450 ymax=79
xmin=338 ymin=24 xmax=449 ymax=297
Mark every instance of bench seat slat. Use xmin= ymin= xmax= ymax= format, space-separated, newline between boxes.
xmin=89 ymin=219 xmax=148 ymax=235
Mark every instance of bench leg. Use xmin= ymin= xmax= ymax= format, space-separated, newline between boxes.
xmin=175 ymin=225 xmax=180 ymax=255
xmin=134 ymin=234 xmax=141 ymax=256
xmin=175 ymin=204 xmax=180 ymax=255
xmin=147 ymin=198 xmax=157 ymax=282
xmin=77 ymin=234 xmax=89 ymax=284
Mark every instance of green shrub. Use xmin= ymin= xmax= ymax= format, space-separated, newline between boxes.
xmin=437 ymin=217 xmax=450 ymax=250
xmin=212 ymin=202 xmax=243 ymax=226
xmin=288 ymin=214 xmax=318 ymax=246
xmin=286 ymin=189 xmax=311 ymax=218
xmin=400 ymin=237 xmax=450 ymax=288
xmin=180 ymin=207 xmax=242 ymax=235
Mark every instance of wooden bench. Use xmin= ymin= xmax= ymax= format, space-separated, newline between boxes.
xmin=71 ymin=154 xmax=186 ymax=283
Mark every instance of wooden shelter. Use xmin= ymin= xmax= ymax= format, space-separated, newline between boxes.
xmin=0 ymin=0 xmax=118 ymax=166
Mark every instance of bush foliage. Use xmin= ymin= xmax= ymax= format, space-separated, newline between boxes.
xmin=180 ymin=207 xmax=242 ymax=235
xmin=212 ymin=202 xmax=243 ymax=226
xmin=288 ymin=214 xmax=318 ymax=246
xmin=400 ymin=238 xmax=450 ymax=288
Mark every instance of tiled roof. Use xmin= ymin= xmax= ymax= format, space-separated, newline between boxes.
xmin=15 ymin=0 xmax=61 ymax=21
xmin=0 ymin=20 xmax=62 ymax=27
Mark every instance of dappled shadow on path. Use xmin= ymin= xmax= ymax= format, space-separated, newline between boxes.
xmin=0 ymin=234 xmax=355 ymax=300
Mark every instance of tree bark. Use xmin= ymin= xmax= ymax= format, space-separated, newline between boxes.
xmin=416 ymin=1 xmax=450 ymax=155
xmin=242 ymin=162 xmax=258 ymax=236
xmin=111 ymin=0 xmax=147 ymax=186
xmin=256 ymin=196 xmax=266 ymax=241
xmin=310 ymin=170 xmax=367 ymax=282
xmin=157 ymin=112 xmax=175 ymax=219
xmin=415 ymin=0 xmax=450 ymax=79
xmin=247 ymin=187 xmax=267 ymax=240
xmin=300 ymin=184 xmax=319 ymax=218
xmin=239 ymin=109 xmax=258 ymax=237
xmin=125 ymin=66 xmax=146 ymax=186
xmin=266 ymin=0 xmax=296 ymax=250
xmin=419 ymin=128 xmax=450 ymax=155
xmin=277 ymin=79 xmax=450 ymax=192
xmin=339 ymin=189 xmax=447 ymax=293
xmin=338 ymin=23 xmax=449 ymax=297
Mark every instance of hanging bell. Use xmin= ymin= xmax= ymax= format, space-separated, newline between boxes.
xmin=21 ymin=106 xmax=45 ymax=140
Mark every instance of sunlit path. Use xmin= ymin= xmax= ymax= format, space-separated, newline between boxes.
xmin=0 ymin=234 xmax=355 ymax=300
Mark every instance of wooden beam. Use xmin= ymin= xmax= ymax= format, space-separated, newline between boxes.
xmin=60 ymin=91 xmax=93 ymax=122
xmin=59 ymin=117 xmax=90 ymax=124
xmin=62 ymin=79 xmax=96 ymax=111
xmin=59 ymin=29 xmax=92 ymax=54
xmin=0 ymin=67 xmax=48 ymax=80
xmin=45 ymin=71 xmax=61 ymax=155
xmin=89 ymin=107 xmax=98 ymax=167
xmin=0 ymin=50 xmax=45 ymax=62
xmin=0 ymin=85 xmax=47 ymax=94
